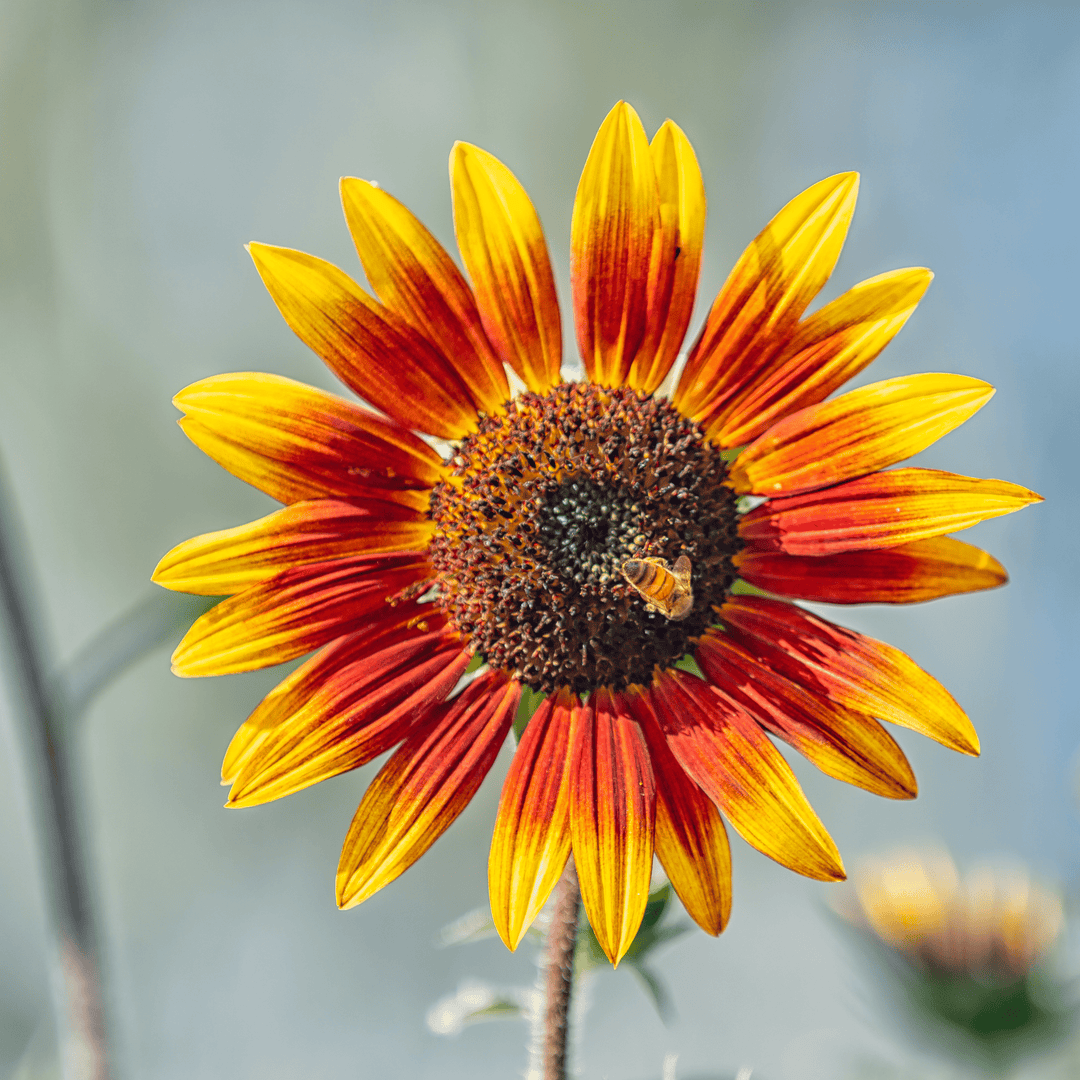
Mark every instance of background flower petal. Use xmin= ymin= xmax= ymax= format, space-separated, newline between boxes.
xmin=727 ymin=373 xmax=994 ymax=496
xmin=248 ymin=242 xmax=478 ymax=438
xmin=735 ymin=536 xmax=1008 ymax=604
xmin=488 ymin=689 xmax=574 ymax=951
xmin=719 ymin=595 xmax=980 ymax=755
xmin=674 ymin=172 xmax=859 ymax=424
xmin=570 ymin=687 xmax=656 ymax=965
xmin=652 ymin=669 xmax=845 ymax=882
xmin=152 ymin=499 xmax=434 ymax=595
xmin=336 ymin=674 xmax=520 ymax=908
xmin=451 ymin=142 xmax=562 ymax=392
xmin=340 ymin=177 xmax=510 ymax=414
xmin=570 ymin=101 xmax=660 ymax=389
xmin=739 ymin=467 xmax=1043 ymax=555
xmin=713 ymin=268 xmax=933 ymax=447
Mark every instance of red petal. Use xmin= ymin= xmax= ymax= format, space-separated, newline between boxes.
xmin=336 ymin=673 xmax=520 ymax=908
xmin=570 ymin=687 xmax=656 ymax=965
xmin=171 ymin=553 xmax=433 ymax=677
xmin=739 ymin=468 xmax=1042 ymax=556
xmin=173 ymin=372 xmax=445 ymax=504
xmin=719 ymin=595 xmax=979 ymax=755
xmin=223 ymin=629 xmax=472 ymax=806
xmin=735 ymin=536 xmax=1008 ymax=604
xmin=489 ymin=689 xmax=574 ymax=950
xmin=651 ymin=669 xmax=845 ymax=882
xmin=697 ymin=631 xmax=916 ymax=800
xmin=248 ymin=242 xmax=478 ymax=438
xmin=625 ymin=687 xmax=731 ymax=936
xmin=340 ymin=178 xmax=510 ymax=414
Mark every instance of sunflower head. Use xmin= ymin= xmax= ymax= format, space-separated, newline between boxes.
xmin=155 ymin=101 xmax=1041 ymax=965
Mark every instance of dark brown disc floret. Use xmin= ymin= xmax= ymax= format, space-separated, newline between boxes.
xmin=428 ymin=383 xmax=741 ymax=694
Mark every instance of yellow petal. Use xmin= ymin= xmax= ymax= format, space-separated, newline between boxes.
xmin=450 ymin=143 xmax=562 ymax=392
xmin=727 ymin=373 xmax=995 ymax=496
xmin=570 ymin=101 xmax=660 ymax=388
xmin=339 ymin=178 xmax=509 ymax=413
xmin=628 ymin=120 xmax=707 ymax=395
xmin=248 ymin=242 xmax=478 ymax=438
xmin=714 ymin=268 xmax=933 ymax=447
xmin=675 ymin=172 xmax=860 ymax=425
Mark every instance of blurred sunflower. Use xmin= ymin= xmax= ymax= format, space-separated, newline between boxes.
xmin=155 ymin=102 xmax=1040 ymax=965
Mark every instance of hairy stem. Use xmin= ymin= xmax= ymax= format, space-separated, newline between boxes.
xmin=542 ymin=860 xmax=580 ymax=1080
xmin=0 ymin=460 xmax=109 ymax=1080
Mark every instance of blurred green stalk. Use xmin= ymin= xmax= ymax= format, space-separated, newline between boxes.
xmin=0 ymin=455 xmax=110 ymax=1079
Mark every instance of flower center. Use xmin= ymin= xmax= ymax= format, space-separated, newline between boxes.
xmin=428 ymin=383 xmax=741 ymax=694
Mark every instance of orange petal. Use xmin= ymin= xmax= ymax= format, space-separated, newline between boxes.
xmin=714 ymin=268 xmax=933 ymax=447
xmin=152 ymin=499 xmax=434 ymax=596
xmin=450 ymin=143 xmax=562 ymax=392
xmin=569 ymin=687 xmax=655 ymax=965
xmin=735 ymin=536 xmax=1008 ymax=605
xmin=340 ymin=178 xmax=510 ymax=414
xmin=719 ymin=595 xmax=980 ymax=755
xmin=171 ymin=553 xmax=433 ymax=677
xmin=697 ymin=631 xmax=916 ymax=800
xmin=674 ymin=173 xmax=860 ymax=424
xmin=488 ymin=689 xmax=574 ymax=951
xmin=727 ymin=374 xmax=994 ymax=496
xmin=625 ymin=686 xmax=731 ymax=936
xmin=570 ymin=101 xmax=660 ymax=389
xmin=224 ymin=630 xmax=471 ymax=806
xmin=336 ymin=673 xmax=520 ymax=908
xmin=651 ymin=669 xmax=844 ymax=882
xmin=627 ymin=120 xmax=707 ymax=396
xmin=173 ymin=372 xmax=445 ymax=505
xmin=739 ymin=467 xmax=1042 ymax=556
xmin=247 ymin=242 xmax=477 ymax=438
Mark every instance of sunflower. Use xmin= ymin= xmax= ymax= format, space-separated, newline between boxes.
xmin=154 ymin=102 xmax=1040 ymax=965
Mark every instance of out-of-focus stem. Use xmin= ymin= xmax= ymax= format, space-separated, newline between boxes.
xmin=0 ymin=460 xmax=109 ymax=1080
xmin=542 ymin=859 xmax=580 ymax=1080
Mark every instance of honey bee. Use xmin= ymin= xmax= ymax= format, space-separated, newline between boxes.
xmin=620 ymin=554 xmax=693 ymax=621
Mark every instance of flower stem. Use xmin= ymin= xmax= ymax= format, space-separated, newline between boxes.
xmin=0 ymin=459 xmax=109 ymax=1080
xmin=542 ymin=859 xmax=580 ymax=1080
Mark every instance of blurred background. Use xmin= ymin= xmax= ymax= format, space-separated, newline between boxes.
xmin=0 ymin=1 xmax=1078 ymax=1077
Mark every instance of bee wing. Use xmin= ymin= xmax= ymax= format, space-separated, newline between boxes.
xmin=673 ymin=554 xmax=692 ymax=584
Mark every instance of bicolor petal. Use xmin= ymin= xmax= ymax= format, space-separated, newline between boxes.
xmin=735 ymin=536 xmax=1008 ymax=604
xmin=248 ymin=242 xmax=478 ymax=438
xmin=569 ymin=687 xmax=656 ymax=965
xmin=713 ymin=268 xmax=933 ymax=447
xmin=697 ymin=631 xmax=916 ymax=800
xmin=727 ymin=374 xmax=994 ymax=496
xmin=674 ymin=173 xmax=859 ymax=424
xmin=739 ymin=467 xmax=1042 ymax=556
xmin=651 ymin=669 xmax=845 ymax=882
xmin=626 ymin=686 xmax=731 ymax=936
xmin=224 ymin=630 xmax=472 ymax=806
xmin=336 ymin=673 xmax=520 ymax=908
xmin=340 ymin=178 xmax=510 ymax=413
xmin=153 ymin=499 xmax=434 ymax=596
xmin=173 ymin=372 xmax=445 ymax=505
xmin=719 ymin=595 xmax=980 ymax=755
xmin=570 ymin=101 xmax=660 ymax=388
xmin=451 ymin=143 xmax=562 ymax=392
xmin=628 ymin=120 xmax=707 ymax=396
xmin=489 ymin=690 xmax=574 ymax=951
xmin=171 ymin=553 xmax=433 ymax=677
